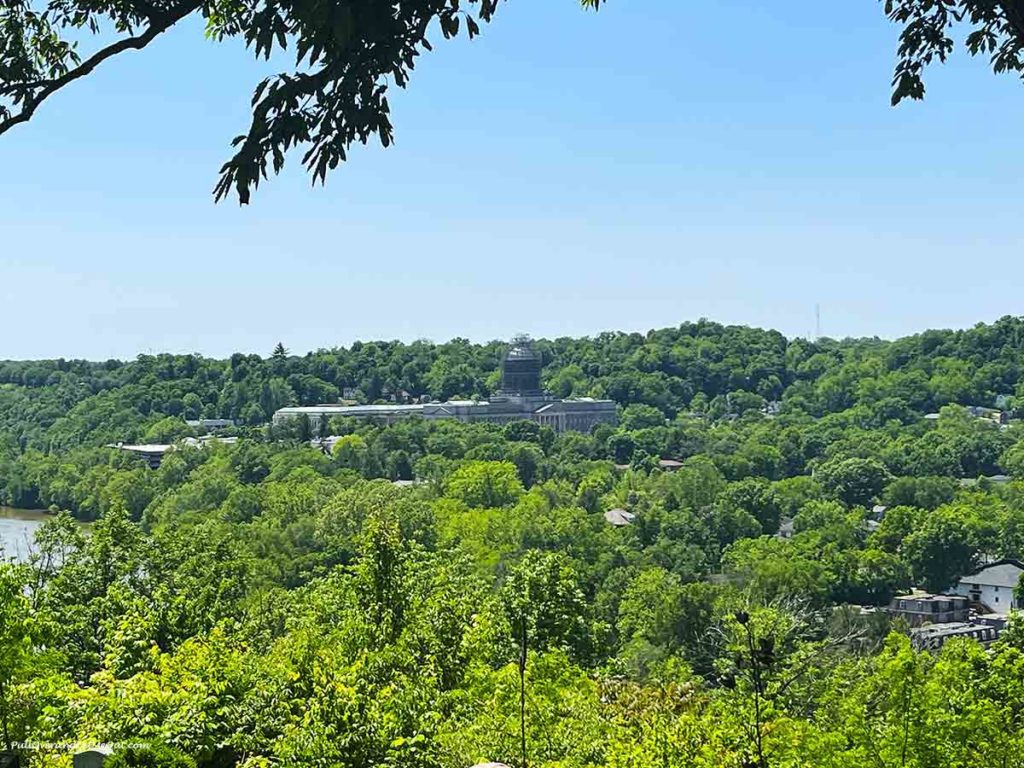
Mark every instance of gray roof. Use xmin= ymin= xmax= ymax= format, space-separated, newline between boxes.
xmin=958 ymin=559 xmax=1024 ymax=589
xmin=911 ymin=622 xmax=985 ymax=639
xmin=894 ymin=589 xmax=968 ymax=603
xmin=277 ymin=404 xmax=425 ymax=416
xmin=604 ymin=508 xmax=636 ymax=526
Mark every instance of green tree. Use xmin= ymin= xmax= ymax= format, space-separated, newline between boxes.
xmin=869 ymin=505 xmax=925 ymax=554
xmin=142 ymin=417 xmax=192 ymax=444
xmin=332 ymin=433 xmax=369 ymax=472
xmin=498 ymin=551 xmax=590 ymax=768
xmin=506 ymin=442 xmax=546 ymax=488
xmin=816 ymin=456 xmax=892 ymax=507
xmin=0 ymin=565 xmax=37 ymax=750
xmin=499 ymin=551 xmax=589 ymax=660
xmin=181 ymin=393 xmax=203 ymax=420
xmin=445 ymin=461 xmax=524 ymax=508
xmin=1000 ymin=440 xmax=1024 ymax=479
xmin=903 ymin=506 xmax=983 ymax=593
xmin=27 ymin=510 xmax=86 ymax=594
xmin=614 ymin=568 xmax=716 ymax=679
xmin=719 ymin=478 xmax=782 ymax=534
xmin=883 ymin=475 xmax=957 ymax=510
xmin=620 ymin=404 xmax=665 ymax=431
xmin=723 ymin=538 xmax=830 ymax=605
xmin=105 ymin=745 xmax=196 ymax=768
xmin=356 ymin=505 xmax=410 ymax=645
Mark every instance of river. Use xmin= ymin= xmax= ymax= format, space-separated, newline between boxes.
xmin=0 ymin=506 xmax=50 ymax=563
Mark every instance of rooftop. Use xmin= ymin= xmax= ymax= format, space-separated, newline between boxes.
xmin=912 ymin=621 xmax=981 ymax=638
xmin=959 ymin=559 xmax=1024 ymax=588
xmin=277 ymin=404 xmax=426 ymax=415
xmin=107 ymin=443 xmax=173 ymax=453
xmin=604 ymin=508 xmax=636 ymax=527
xmin=893 ymin=590 xmax=968 ymax=603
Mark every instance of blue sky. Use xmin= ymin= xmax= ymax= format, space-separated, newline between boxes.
xmin=1 ymin=0 xmax=1022 ymax=360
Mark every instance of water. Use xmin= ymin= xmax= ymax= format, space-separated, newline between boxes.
xmin=0 ymin=506 xmax=50 ymax=563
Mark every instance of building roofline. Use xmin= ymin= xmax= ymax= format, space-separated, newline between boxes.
xmin=964 ymin=558 xmax=1024 ymax=576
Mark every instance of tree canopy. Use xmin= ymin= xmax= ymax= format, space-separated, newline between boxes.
xmin=3 ymin=317 xmax=1024 ymax=764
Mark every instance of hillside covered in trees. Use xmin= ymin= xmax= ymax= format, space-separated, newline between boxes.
xmin=3 ymin=317 xmax=1024 ymax=767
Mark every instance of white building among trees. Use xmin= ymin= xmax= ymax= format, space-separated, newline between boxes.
xmin=953 ymin=559 xmax=1024 ymax=615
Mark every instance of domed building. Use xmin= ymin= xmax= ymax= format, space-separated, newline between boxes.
xmin=499 ymin=335 xmax=544 ymax=396
xmin=273 ymin=336 xmax=618 ymax=434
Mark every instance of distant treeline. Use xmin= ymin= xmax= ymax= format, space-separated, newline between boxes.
xmin=2 ymin=317 xmax=1024 ymax=453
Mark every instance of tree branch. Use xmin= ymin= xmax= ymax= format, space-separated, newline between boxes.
xmin=0 ymin=0 xmax=201 ymax=137
xmin=999 ymin=0 xmax=1024 ymax=39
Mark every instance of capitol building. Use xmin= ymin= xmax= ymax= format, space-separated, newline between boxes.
xmin=272 ymin=337 xmax=618 ymax=434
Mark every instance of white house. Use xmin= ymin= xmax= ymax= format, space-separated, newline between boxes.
xmin=953 ymin=559 xmax=1024 ymax=615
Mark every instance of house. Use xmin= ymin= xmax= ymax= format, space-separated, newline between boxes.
xmin=604 ymin=508 xmax=636 ymax=527
xmin=657 ymin=458 xmax=685 ymax=472
xmin=964 ymin=405 xmax=1009 ymax=426
xmin=924 ymin=407 xmax=1009 ymax=427
xmin=888 ymin=591 xmax=970 ymax=626
xmin=108 ymin=435 xmax=237 ymax=469
xmin=953 ymin=559 xmax=1024 ymax=615
xmin=976 ymin=613 xmax=1010 ymax=631
xmin=959 ymin=474 xmax=1012 ymax=488
xmin=776 ymin=517 xmax=795 ymax=540
xmin=107 ymin=442 xmax=173 ymax=469
xmin=181 ymin=435 xmax=238 ymax=450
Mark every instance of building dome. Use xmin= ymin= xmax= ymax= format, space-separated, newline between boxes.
xmin=500 ymin=335 xmax=543 ymax=395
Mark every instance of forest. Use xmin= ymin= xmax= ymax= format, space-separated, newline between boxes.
xmin=3 ymin=317 xmax=1024 ymax=767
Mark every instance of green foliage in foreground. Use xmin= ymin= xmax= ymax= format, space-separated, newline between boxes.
xmin=0 ymin=440 xmax=1019 ymax=766
xmin=2 ymin=483 xmax=1024 ymax=768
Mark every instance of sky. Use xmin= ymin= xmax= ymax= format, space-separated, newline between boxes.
xmin=1 ymin=0 xmax=1023 ymax=360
